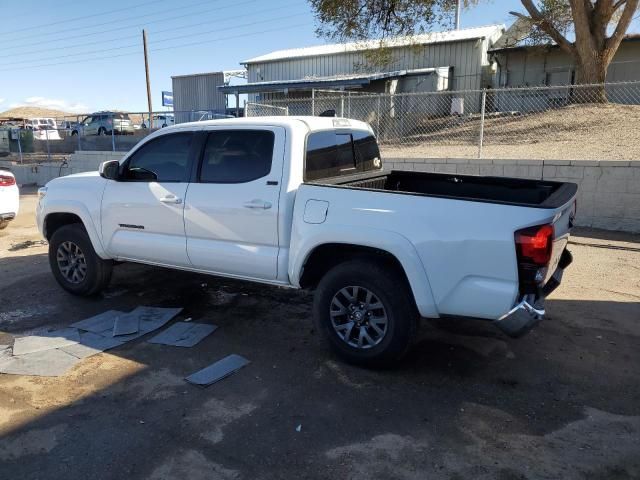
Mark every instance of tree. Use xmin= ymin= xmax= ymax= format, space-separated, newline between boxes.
xmin=310 ymin=0 xmax=639 ymax=99
xmin=515 ymin=0 xmax=639 ymax=97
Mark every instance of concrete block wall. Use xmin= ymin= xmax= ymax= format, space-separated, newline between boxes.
xmin=3 ymin=151 xmax=639 ymax=233
xmin=0 ymin=151 xmax=125 ymax=187
xmin=386 ymin=158 xmax=640 ymax=233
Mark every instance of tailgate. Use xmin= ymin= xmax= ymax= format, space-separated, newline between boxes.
xmin=541 ymin=194 xmax=577 ymax=288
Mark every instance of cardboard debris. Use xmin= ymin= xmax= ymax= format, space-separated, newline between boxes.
xmin=12 ymin=328 xmax=81 ymax=356
xmin=60 ymin=332 xmax=125 ymax=359
xmin=70 ymin=310 xmax=124 ymax=333
xmin=113 ymin=313 xmax=140 ymax=337
xmin=0 ymin=348 xmax=81 ymax=377
xmin=0 ymin=307 xmax=185 ymax=378
xmin=185 ymin=354 xmax=250 ymax=387
xmin=147 ymin=322 xmax=217 ymax=348
xmin=93 ymin=306 xmax=183 ymax=339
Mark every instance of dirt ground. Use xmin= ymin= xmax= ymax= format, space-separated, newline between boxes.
xmin=381 ymin=103 xmax=640 ymax=160
xmin=1 ymin=190 xmax=639 ymax=480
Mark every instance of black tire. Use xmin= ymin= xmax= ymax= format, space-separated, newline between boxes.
xmin=313 ymin=259 xmax=418 ymax=368
xmin=0 ymin=220 xmax=8 ymax=230
xmin=48 ymin=223 xmax=113 ymax=296
xmin=71 ymin=130 xmax=78 ymax=136
xmin=98 ymin=127 xmax=107 ymax=136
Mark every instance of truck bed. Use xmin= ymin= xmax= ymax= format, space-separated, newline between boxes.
xmin=311 ymin=170 xmax=577 ymax=209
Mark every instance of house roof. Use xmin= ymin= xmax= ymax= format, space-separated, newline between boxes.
xmin=242 ymin=24 xmax=505 ymax=64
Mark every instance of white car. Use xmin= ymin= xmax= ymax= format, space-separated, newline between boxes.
xmin=141 ymin=114 xmax=175 ymax=129
xmin=26 ymin=118 xmax=61 ymax=140
xmin=0 ymin=169 xmax=19 ymax=230
xmin=36 ymin=116 xmax=577 ymax=366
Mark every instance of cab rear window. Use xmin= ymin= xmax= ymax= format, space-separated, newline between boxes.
xmin=305 ymin=129 xmax=382 ymax=181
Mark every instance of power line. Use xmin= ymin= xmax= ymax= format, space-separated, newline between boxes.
xmin=0 ymin=0 xmax=169 ymax=37
xmin=0 ymin=9 xmax=308 ymax=67
xmin=3 ymin=0 xmax=231 ymax=53
xmin=2 ymin=0 xmax=217 ymax=42
xmin=0 ymin=22 xmax=314 ymax=72
xmin=1 ymin=0 xmax=287 ymax=61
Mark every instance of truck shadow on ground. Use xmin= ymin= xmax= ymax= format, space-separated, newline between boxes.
xmin=1 ymin=262 xmax=639 ymax=479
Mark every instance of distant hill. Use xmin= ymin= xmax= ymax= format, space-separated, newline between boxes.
xmin=0 ymin=106 xmax=82 ymax=119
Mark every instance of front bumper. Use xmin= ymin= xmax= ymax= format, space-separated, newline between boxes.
xmin=494 ymin=249 xmax=573 ymax=338
xmin=0 ymin=213 xmax=15 ymax=222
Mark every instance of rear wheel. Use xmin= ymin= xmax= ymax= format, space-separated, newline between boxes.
xmin=48 ymin=224 xmax=113 ymax=296
xmin=0 ymin=220 xmax=8 ymax=230
xmin=98 ymin=127 xmax=107 ymax=136
xmin=313 ymin=259 xmax=417 ymax=367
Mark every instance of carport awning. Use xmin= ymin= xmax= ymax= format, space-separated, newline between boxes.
xmin=218 ymin=68 xmax=444 ymax=94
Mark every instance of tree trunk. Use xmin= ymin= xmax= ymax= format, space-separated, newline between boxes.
xmin=574 ymin=51 xmax=610 ymax=103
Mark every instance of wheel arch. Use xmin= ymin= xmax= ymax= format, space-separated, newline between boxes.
xmin=291 ymin=230 xmax=439 ymax=318
xmin=42 ymin=203 xmax=109 ymax=259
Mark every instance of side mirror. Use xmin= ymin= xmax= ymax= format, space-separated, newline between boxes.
xmin=99 ymin=160 xmax=120 ymax=180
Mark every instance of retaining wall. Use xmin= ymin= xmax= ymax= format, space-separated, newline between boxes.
xmin=2 ymin=152 xmax=638 ymax=233
xmin=0 ymin=151 xmax=125 ymax=187
xmin=386 ymin=158 xmax=640 ymax=232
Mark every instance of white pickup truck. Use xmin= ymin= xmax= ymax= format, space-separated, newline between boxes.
xmin=37 ymin=117 xmax=577 ymax=366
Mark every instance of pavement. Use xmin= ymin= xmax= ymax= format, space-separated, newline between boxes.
xmin=1 ymin=189 xmax=639 ymax=480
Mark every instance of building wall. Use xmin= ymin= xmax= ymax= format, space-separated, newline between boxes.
xmin=172 ymin=72 xmax=227 ymax=122
xmin=247 ymin=37 xmax=499 ymax=101
xmin=495 ymin=40 xmax=640 ymax=87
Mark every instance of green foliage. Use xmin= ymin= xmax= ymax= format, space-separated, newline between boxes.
xmin=309 ymin=0 xmax=478 ymax=41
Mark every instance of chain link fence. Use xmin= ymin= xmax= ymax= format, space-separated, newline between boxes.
xmin=0 ymin=110 xmax=232 ymax=160
xmin=247 ymin=81 xmax=640 ymax=161
xmin=2 ymin=81 xmax=639 ymax=161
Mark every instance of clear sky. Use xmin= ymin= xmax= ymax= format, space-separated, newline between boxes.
xmin=0 ymin=0 xmax=637 ymax=114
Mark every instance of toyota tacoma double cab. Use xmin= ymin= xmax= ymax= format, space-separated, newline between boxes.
xmin=37 ymin=117 xmax=577 ymax=366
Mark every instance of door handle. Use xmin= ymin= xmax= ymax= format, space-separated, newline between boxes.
xmin=159 ymin=195 xmax=183 ymax=204
xmin=243 ymin=200 xmax=272 ymax=210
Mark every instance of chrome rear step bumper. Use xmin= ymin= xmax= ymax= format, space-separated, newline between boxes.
xmin=494 ymin=296 xmax=545 ymax=337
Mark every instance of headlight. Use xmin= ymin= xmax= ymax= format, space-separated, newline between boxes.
xmin=38 ymin=186 xmax=48 ymax=199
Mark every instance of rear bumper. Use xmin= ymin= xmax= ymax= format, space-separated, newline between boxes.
xmin=494 ymin=295 xmax=545 ymax=337
xmin=494 ymin=248 xmax=573 ymax=337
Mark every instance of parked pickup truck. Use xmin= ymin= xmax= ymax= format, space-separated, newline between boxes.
xmin=36 ymin=117 xmax=577 ymax=366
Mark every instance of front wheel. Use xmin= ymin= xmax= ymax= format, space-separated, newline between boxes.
xmin=0 ymin=220 xmax=8 ymax=230
xmin=48 ymin=224 xmax=113 ymax=296
xmin=313 ymin=259 xmax=417 ymax=367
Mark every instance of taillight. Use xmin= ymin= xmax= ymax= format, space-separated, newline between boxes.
xmin=515 ymin=224 xmax=554 ymax=266
xmin=0 ymin=175 xmax=16 ymax=187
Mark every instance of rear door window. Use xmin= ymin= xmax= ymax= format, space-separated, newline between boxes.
xmin=199 ymin=130 xmax=274 ymax=183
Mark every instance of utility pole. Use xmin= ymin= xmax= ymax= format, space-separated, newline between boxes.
xmin=455 ymin=0 xmax=461 ymax=30
xmin=143 ymin=29 xmax=153 ymax=127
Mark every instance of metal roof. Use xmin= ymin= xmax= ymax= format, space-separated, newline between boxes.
xmin=218 ymin=68 xmax=448 ymax=94
xmin=489 ymin=32 xmax=640 ymax=54
xmin=242 ymin=24 xmax=505 ymax=64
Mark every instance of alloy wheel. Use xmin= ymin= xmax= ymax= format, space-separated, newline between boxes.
xmin=56 ymin=241 xmax=87 ymax=284
xmin=330 ymin=285 xmax=388 ymax=349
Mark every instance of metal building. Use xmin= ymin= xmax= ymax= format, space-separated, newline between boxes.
xmin=171 ymin=71 xmax=227 ymax=123
xmin=219 ymin=25 xmax=505 ymax=102
xmin=490 ymin=34 xmax=640 ymax=87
